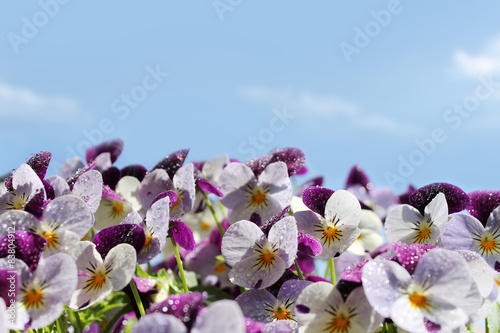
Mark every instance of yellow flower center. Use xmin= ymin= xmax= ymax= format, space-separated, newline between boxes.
xmin=6 ymin=193 xmax=28 ymax=210
xmin=409 ymin=291 xmax=428 ymax=309
xmin=111 ymin=200 xmax=125 ymax=218
xmin=143 ymin=235 xmax=153 ymax=250
xmin=84 ymin=265 xmax=110 ymax=292
xmin=326 ymin=313 xmax=350 ymax=332
xmin=480 ymin=235 xmax=498 ymax=254
xmin=413 ymin=219 xmax=432 ymax=243
xmin=254 ymin=243 xmax=278 ymax=270
xmin=41 ymin=230 xmax=59 ymax=249
xmin=321 ymin=225 xmax=342 ymax=246
xmin=250 ymin=190 xmax=267 ymax=208
xmin=200 ymin=220 xmax=211 ymax=230
xmin=22 ymin=287 xmax=44 ymax=309
xmin=273 ymin=307 xmax=293 ymax=321
xmin=214 ymin=260 xmax=226 ymax=274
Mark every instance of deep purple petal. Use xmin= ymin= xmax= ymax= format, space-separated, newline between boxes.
xmin=260 ymin=206 xmax=291 ymax=236
xmin=467 ymin=190 xmax=500 ymax=226
xmin=292 ymin=251 xmax=316 ymax=274
xmin=297 ymin=230 xmax=322 ymax=257
xmin=42 ymin=179 xmax=55 ymax=200
xmin=151 ymin=149 xmax=190 ymax=179
xmin=169 ymin=219 xmax=195 ymax=252
xmin=4 ymin=174 xmax=14 ymax=192
xmin=24 ymin=188 xmax=47 ymax=219
xmin=301 ymin=186 xmax=335 ymax=216
xmin=86 ymin=139 xmax=124 ymax=164
xmin=267 ymin=147 xmax=306 ymax=177
xmin=340 ymin=260 xmax=369 ymax=283
xmin=146 ymin=292 xmax=206 ymax=330
xmin=27 ymin=151 xmax=52 ymax=180
xmin=345 ymin=165 xmax=372 ymax=190
xmin=121 ymin=164 xmax=148 ymax=182
xmin=0 ymin=231 xmax=47 ymax=271
xmin=192 ymin=161 xmax=205 ymax=174
xmin=296 ymin=176 xmax=324 ymax=197
xmin=304 ymin=275 xmax=330 ymax=283
xmin=196 ymin=178 xmax=223 ymax=197
xmin=94 ymin=224 xmax=146 ymax=258
xmin=0 ymin=269 xmax=19 ymax=305
xmin=397 ymin=185 xmax=416 ymax=205
xmin=245 ymin=154 xmax=272 ymax=177
xmin=392 ymin=241 xmax=437 ymax=275
xmin=151 ymin=191 xmax=178 ymax=208
xmin=102 ymin=167 xmax=121 ymax=190
xmin=295 ymin=166 xmax=308 ymax=175
xmin=409 ymin=182 xmax=470 ymax=215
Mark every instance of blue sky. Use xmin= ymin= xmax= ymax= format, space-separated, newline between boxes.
xmin=1 ymin=1 xmax=500 ymax=195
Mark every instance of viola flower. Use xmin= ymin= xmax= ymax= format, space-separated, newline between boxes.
xmin=294 ymin=189 xmax=362 ymax=259
xmin=139 ymin=163 xmax=196 ymax=217
xmin=362 ymin=248 xmax=482 ymax=332
xmin=69 ymin=241 xmax=137 ymax=310
xmin=45 ymin=169 xmax=103 ymax=214
xmin=385 ymin=192 xmax=448 ymax=245
xmin=235 ymin=279 xmax=312 ymax=323
xmin=184 ymin=241 xmax=232 ymax=288
xmin=194 ymin=153 xmax=230 ymax=186
xmin=219 ymin=161 xmax=292 ymax=225
xmin=346 ymin=209 xmax=383 ymax=256
xmin=221 ymin=216 xmax=298 ymax=289
xmin=190 ymin=300 xmax=246 ymax=333
xmin=115 ymin=175 xmax=143 ymax=212
xmin=295 ymin=282 xmax=383 ymax=333
xmin=439 ymin=205 xmax=500 ymax=271
xmin=0 ymin=254 xmax=77 ymax=330
xmin=0 ymin=164 xmax=46 ymax=214
xmin=94 ymin=185 xmax=133 ymax=230
xmin=121 ymin=196 xmax=171 ymax=263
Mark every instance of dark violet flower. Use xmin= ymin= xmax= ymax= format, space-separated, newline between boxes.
xmin=219 ymin=162 xmax=292 ymax=225
xmin=392 ymin=241 xmax=436 ymax=275
xmin=139 ymin=163 xmax=196 ymax=217
xmin=0 ymin=164 xmax=46 ymax=214
xmin=0 ymin=254 xmax=77 ymax=329
xmin=467 ymin=190 xmax=500 ymax=226
xmin=235 ymin=279 xmax=312 ymax=323
xmin=147 ymin=291 xmax=206 ymax=328
xmin=295 ymin=283 xmax=383 ymax=333
xmin=221 ymin=216 xmax=298 ymax=289
xmin=362 ymin=248 xmax=482 ymax=332
xmin=385 ymin=193 xmax=448 ymax=245
xmin=409 ymin=182 xmax=470 ymax=215
xmin=439 ymin=205 xmax=500 ymax=271
xmin=69 ymin=242 xmax=136 ymax=310
xmin=294 ymin=190 xmax=362 ymax=259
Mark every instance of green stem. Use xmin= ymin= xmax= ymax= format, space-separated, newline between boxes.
xmin=171 ymin=237 xmax=189 ymax=293
xmin=130 ymin=278 xmax=146 ymax=318
xmin=486 ymin=317 xmax=490 ymax=333
xmin=294 ymin=260 xmax=305 ymax=280
xmin=200 ymin=190 xmax=224 ymax=237
xmin=324 ymin=259 xmax=330 ymax=279
xmin=56 ymin=315 xmax=67 ymax=333
xmin=66 ymin=307 xmax=82 ymax=333
xmin=328 ymin=258 xmax=336 ymax=284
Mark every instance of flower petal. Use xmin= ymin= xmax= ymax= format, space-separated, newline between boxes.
xmin=221 ymin=220 xmax=265 ymax=266
xmin=131 ymin=313 xmax=187 ymax=333
xmin=94 ymin=224 xmax=145 ymax=259
xmin=151 ymin=149 xmax=190 ymax=179
xmin=409 ymin=182 xmax=470 ymax=214
xmin=191 ymin=300 xmax=246 ymax=333
xmin=85 ymin=139 xmax=123 ymax=164
xmin=301 ymin=186 xmax=334 ymax=216
xmin=468 ymin=190 xmax=500 ymax=226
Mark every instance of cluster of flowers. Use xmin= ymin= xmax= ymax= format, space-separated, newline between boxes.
xmin=0 ymin=139 xmax=499 ymax=333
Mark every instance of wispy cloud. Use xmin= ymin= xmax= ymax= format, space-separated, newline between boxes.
xmin=0 ymin=81 xmax=87 ymax=123
xmin=238 ymin=86 xmax=359 ymax=117
xmin=454 ymin=34 xmax=500 ymax=77
xmin=238 ymin=85 xmax=419 ymax=136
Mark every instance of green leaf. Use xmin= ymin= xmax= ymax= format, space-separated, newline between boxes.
xmin=184 ymin=271 xmax=199 ymax=289
xmin=135 ymin=265 xmax=150 ymax=279
xmin=487 ymin=301 xmax=500 ymax=332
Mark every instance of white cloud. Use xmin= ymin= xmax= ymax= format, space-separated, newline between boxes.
xmin=0 ymin=81 xmax=87 ymax=123
xmin=238 ymin=85 xmax=418 ymax=136
xmin=454 ymin=34 xmax=500 ymax=77
xmin=238 ymin=86 xmax=359 ymax=117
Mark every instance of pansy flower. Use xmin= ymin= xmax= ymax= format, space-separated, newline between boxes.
xmin=219 ymin=161 xmax=292 ymax=225
xmin=294 ymin=188 xmax=361 ymax=259
xmin=69 ymin=241 xmax=137 ymax=309
xmin=235 ymin=279 xmax=312 ymax=323
xmin=0 ymin=164 xmax=46 ymax=214
xmin=440 ymin=204 xmax=500 ymax=271
xmin=295 ymin=282 xmax=383 ymax=333
xmin=139 ymin=163 xmax=196 ymax=217
xmin=0 ymin=254 xmax=77 ymax=330
xmin=221 ymin=216 xmax=298 ymax=289
xmin=362 ymin=248 xmax=482 ymax=332
xmin=94 ymin=185 xmax=133 ymax=230
xmin=184 ymin=241 xmax=232 ymax=288
xmin=385 ymin=192 xmax=448 ymax=245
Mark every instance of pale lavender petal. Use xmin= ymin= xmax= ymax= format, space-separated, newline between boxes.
xmin=191 ymin=300 xmax=246 ymax=333
xmin=139 ymin=169 xmax=173 ymax=209
xmin=131 ymin=313 xmax=187 ymax=333
xmin=58 ymin=157 xmax=85 ymax=180
xmin=221 ymin=220 xmax=265 ymax=266
xmin=173 ymin=163 xmax=196 ymax=214
xmin=43 ymin=195 xmax=94 ymax=239
xmin=219 ymin=163 xmax=256 ymax=208
xmin=268 ymin=216 xmax=298 ymax=268
xmin=258 ymin=162 xmax=292 ymax=208
xmin=235 ymin=289 xmax=277 ymax=323
xmin=45 ymin=175 xmax=70 ymax=198
xmin=324 ymin=190 xmax=361 ymax=227
xmin=105 ymin=244 xmax=137 ymax=290
xmin=439 ymin=214 xmax=483 ymax=251
xmin=276 ymin=279 xmax=312 ymax=302
xmin=229 ymin=254 xmax=286 ymax=289
xmin=71 ymin=170 xmax=103 ymax=213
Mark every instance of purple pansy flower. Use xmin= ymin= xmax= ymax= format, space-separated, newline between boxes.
xmin=221 ymin=216 xmax=298 ymax=289
xmin=94 ymin=185 xmax=133 ymax=230
xmin=219 ymin=161 xmax=292 ymax=225
xmin=295 ymin=282 xmax=383 ymax=333
xmin=385 ymin=193 xmax=448 ymax=245
xmin=294 ymin=189 xmax=362 ymax=259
